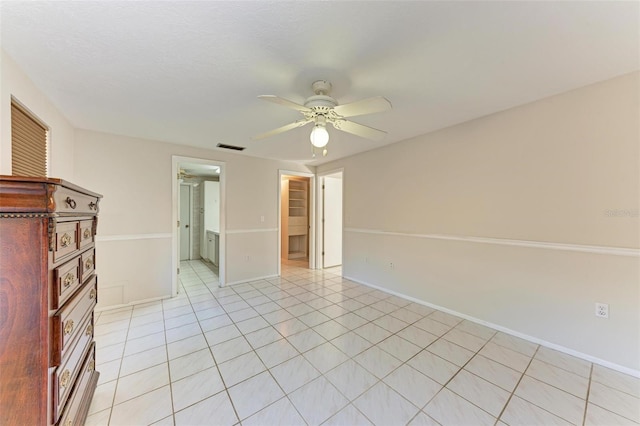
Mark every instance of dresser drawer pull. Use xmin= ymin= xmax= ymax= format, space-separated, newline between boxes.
xmin=85 ymin=258 xmax=93 ymax=270
xmin=60 ymin=233 xmax=72 ymax=248
xmin=83 ymin=228 xmax=91 ymax=239
xmin=64 ymin=320 xmax=74 ymax=335
xmin=89 ymin=201 xmax=97 ymax=210
xmin=85 ymin=324 xmax=93 ymax=336
xmin=65 ymin=197 xmax=77 ymax=209
xmin=87 ymin=360 xmax=95 ymax=372
xmin=60 ymin=369 xmax=71 ymax=388
xmin=89 ymin=289 xmax=96 ymax=300
xmin=63 ymin=273 xmax=75 ymax=288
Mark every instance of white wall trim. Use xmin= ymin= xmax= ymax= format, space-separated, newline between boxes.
xmin=344 ymin=274 xmax=640 ymax=378
xmin=226 ymin=274 xmax=279 ymax=286
xmin=97 ymin=233 xmax=172 ymax=242
xmin=94 ymin=294 xmax=173 ymax=313
xmin=345 ymin=228 xmax=640 ymax=257
xmin=226 ymin=228 xmax=278 ymax=234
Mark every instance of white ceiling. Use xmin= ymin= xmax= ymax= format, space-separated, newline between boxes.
xmin=1 ymin=1 xmax=638 ymax=166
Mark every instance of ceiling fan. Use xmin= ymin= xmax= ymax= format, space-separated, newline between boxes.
xmin=253 ymin=80 xmax=392 ymax=156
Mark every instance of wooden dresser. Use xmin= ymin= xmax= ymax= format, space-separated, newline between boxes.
xmin=0 ymin=176 xmax=102 ymax=425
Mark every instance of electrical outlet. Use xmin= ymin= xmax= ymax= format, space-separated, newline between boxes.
xmin=389 ymin=262 xmax=394 ymax=269
xmin=260 ymin=215 xmax=265 ymax=223
xmin=245 ymin=255 xmax=250 ymax=262
xmin=365 ymin=257 xmax=369 ymax=264
xmin=595 ymin=303 xmax=609 ymax=319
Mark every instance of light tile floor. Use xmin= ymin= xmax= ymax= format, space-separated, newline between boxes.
xmin=87 ymin=259 xmax=640 ymax=426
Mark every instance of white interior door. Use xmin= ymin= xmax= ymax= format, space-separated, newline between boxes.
xmin=323 ymin=174 xmax=343 ymax=268
xmin=180 ymin=184 xmax=191 ymax=261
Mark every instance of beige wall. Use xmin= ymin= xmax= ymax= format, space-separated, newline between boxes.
xmin=74 ymin=129 xmax=313 ymax=308
xmin=318 ymin=72 xmax=640 ymax=371
xmin=1 ymin=49 xmax=76 ymax=179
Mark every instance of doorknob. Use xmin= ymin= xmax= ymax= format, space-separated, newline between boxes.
xmin=185 ymin=225 xmax=189 ymax=228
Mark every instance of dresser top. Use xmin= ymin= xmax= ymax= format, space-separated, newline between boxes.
xmin=0 ymin=176 xmax=102 ymax=198
xmin=0 ymin=175 xmax=102 ymax=215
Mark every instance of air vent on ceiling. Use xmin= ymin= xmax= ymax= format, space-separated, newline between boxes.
xmin=216 ymin=143 xmax=245 ymax=151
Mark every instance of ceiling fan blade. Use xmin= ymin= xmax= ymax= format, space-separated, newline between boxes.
xmin=258 ymin=95 xmax=311 ymax=112
xmin=333 ymin=96 xmax=392 ymax=118
xmin=332 ymin=119 xmax=387 ymax=141
xmin=252 ymin=119 xmax=311 ymax=140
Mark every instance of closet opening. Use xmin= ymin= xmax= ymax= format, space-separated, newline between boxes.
xmin=278 ymin=170 xmax=315 ymax=275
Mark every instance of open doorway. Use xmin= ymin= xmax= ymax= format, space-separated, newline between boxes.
xmin=278 ymin=170 xmax=315 ymax=275
xmin=172 ymin=156 xmax=226 ymax=295
xmin=317 ymin=170 xmax=344 ymax=269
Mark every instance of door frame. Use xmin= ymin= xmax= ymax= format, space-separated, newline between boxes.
xmin=179 ymin=183 xmax=194 ymax=261
xmin=172 ymin=156 xmax=226 ymax=295
xmin=278 ymin=169 xmax=316 ymax=275
xmin=316 ymin=168 xmax=344 ymax=269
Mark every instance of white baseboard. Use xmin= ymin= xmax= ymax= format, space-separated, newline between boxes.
xmin=95 ymin=294 xmax=173 ymax=313
xmin=344 ymin=275 xmax=640 ymax=378
xmin=225 ymin=274 xmax=279 ymax=287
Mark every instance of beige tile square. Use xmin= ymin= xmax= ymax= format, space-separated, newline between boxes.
xmin=515 ymin=375 xmax=586 ymax=424
xmin=114 ymin=363 xmax=169 ymax=405
xmin=228 ymin=371 xmax=285 ymax=420
xmin=585 ymin=402 xmax=638 ymax=426
xmin=330 ymin=331 xmax=373 ymax=357
xmin=478 ymin=342 xmax=532 ymax=372
xmin=353 ymin=382 xmax=419 ymax=425
xmin=174 ymin=389 xmax=237 ymax=426
xmin=500 ymin=395 xmax=572 ymax=426
xmin=408 ymin=349 xmax=460 ymax=385
xmin=303 ymin=342 xmax=350 ymax=373
xmin=354 ymin=345 xmax=403 ymax=379
xmin=325 ymin=359 xmax=378 ymax=401
xmin=218 ymin=351 xmax=266 ymax=387
xmin=534 ymin=346 xmax=591 ymax=378
xmin=376 ymin=334 xmax=422 ymax=362
xmin=427 ymin=338 xmax=474 ymax=367
xmin=119 ymin=345 xmax=167 ymax=377
xmin=289 ymin=376 xmax=349 ymax=425
xmin=592 ymin=364 xmax=640 ymax=398
xmin=526 ymin=358 xmax=589 ymax=399
xmin=324 ymin=404 xmax=373 ymax=426
xmin=270 ymin=355 xmax=321 ymax=394
xmin=425 ymin=388 xmax=495 ymax=426
xmin=447 ymin=369 xmax=510 ymax=417
xmin=110 ymin=386 xmax=173 ymax=426
xmin=170 ymin=367 xmax=224 ymax=411
xmin=465 ymin=354 xmax=522 ymax=392
xmin=256 ymin=339 xmax=299 ymax=368
xmin=589 ymin=381 xmax=640 ymax=423
xmin=443 ymin=328 xmax=488 ymax=352
xmin=169 ymin=348 xmax=215 ymax=382
xmin=242 ymin=397 xmax=306 ymax=426
xmin=384 ymin=364 xmax=442 ymax=408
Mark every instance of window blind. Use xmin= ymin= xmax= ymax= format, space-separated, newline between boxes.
xmin=11 ymin=101 xmax=47 ymax=177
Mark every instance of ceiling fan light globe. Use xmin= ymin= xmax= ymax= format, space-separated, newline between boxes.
xmin=310 ymin=125 xmax=329 ymax=148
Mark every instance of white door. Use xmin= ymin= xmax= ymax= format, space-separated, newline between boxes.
xmin=179 ymin=184 xmax=191 ymax=261
xmin=323 ymin=174 xmax=342 ymax=268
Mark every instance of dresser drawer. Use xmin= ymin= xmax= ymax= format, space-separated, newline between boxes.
xmin=53 ymin=186 xmax=99 ymax=215
xmin=51 ymin=277 xmax=97 ymax=366
xmin=57 ymin=344 xmax=97 ymax=426
xmin=79 ymin=220 xmax=94 ymax=249
xmin=52 ymin=314 xmax=93 ymax=423
xmin=80 ymin=250 xmax=95 ymax=283
xmin=52 ymin=257 xmax=81 ymax=310
xmin=53 ymin=221 xmax=79 ymax=263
